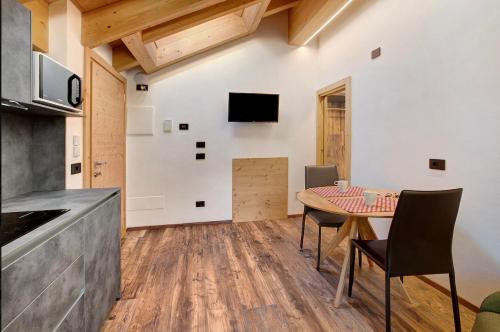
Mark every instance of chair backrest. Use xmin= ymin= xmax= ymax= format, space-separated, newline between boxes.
xmin=305 ymin=165 xmax=339 ymax=189
xmin=387 ymin=189 xmax=463 ymax=277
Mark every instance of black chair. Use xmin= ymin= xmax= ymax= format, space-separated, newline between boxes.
xmin=300 ymin=165 xmax=359 ymax=270
xmin=348 ymin=189 xmax=463 ymax=332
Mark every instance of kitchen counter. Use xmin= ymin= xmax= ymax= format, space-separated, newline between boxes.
xmin=1 ymin=188 xmax=119 ymax=267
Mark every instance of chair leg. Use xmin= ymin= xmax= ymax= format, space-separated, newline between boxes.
xmin=348 ymin=243 xmax=356 ymax=297
xmin=449 ymin=268 xmax=462 ymax=332
xmin=300 ymin=212 xmax=306 ymax=251
xmin=316 ymin=227 xmax=322 ymax=271
xmin=385 ymin=275 xmax=391 ymax=332
xmin=357 ymin=231 xmax=362 ymax=269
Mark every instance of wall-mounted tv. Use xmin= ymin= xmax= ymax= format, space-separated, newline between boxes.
xmin=228 ymin=92 xmax=279 ymax=122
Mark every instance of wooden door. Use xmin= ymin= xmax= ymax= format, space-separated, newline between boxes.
xmin=317 ymin=77 xmax=351 ymax=180
xmin=84 ymin=48 xmax=127 ymax=237
xmin=323 ymin=94 xmax=347 ymax=178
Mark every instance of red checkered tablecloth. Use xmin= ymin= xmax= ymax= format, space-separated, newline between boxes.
xmin=309 ymin=186 xmax=364 ymax=197
xmin=328 ymin=197 xmax=397 ymax=213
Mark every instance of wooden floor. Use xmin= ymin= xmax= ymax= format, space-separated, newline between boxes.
xmin=102 ymin=217 xmax=476 ymax=332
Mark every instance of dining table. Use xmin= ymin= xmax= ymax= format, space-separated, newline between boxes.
xmin=297 ymin=187 xmax=411 ymax=308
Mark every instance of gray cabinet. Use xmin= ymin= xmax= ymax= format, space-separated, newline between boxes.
xmin=3 ymin=257 xmax=85 ymax=332
xmin=1 ymin=0 xmax=32 ymax=103
xmin=84 ymin=193 xmax=121 ymax=332
xmin=1 ymin=221 xmax=84 ymax=327
xmin=55 ymin=294 xmax=85 ymax=332
xmin=1 ymin=192 xmax=121 ymax=332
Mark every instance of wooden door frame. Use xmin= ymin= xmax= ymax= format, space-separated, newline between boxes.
xmin=83 ymin=47 xmax=127 ymax=235
xmin=316 ymin=76 xmax=352 ymax=180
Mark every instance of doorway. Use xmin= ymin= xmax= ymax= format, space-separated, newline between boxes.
xmin=83 ymin=48 xmax=127 ymax=237
xmin=316 ymin=77 xmax=352 ymax=180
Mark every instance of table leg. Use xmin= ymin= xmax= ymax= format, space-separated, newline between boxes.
xmin=320 ymin=217 xmax=353 ymax=263
xmin=357 ymin=218 xmax=377 ymax=240
xmin=358 ymin=218 xmax=376 ymax=267
xmin=333 ymin=217 xmax=359 ymax=308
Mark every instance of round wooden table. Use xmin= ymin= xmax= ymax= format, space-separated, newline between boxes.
xmin=297 ymin=188 xmax=397 ymax=308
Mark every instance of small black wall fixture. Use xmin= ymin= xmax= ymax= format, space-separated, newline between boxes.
xmin=136 ymin=84 xmax=148 ymax=91
xmin=371 ymin=47 xmax=381 ymax=59
xmin=429 ymin=159 xmax=446 ymax=170
xmin=71 ymin=163 xmax=82 ymax=175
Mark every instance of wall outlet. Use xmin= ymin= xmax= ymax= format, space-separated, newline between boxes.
xmin=196 ymin=141 xmax=206 ymax=148
xmin=196 ymin=201 xmax=205 ymax=207
xmin=71 ymin=163 xmax=82 ymax=175
xmin=196 ymin=153 xmax=205 ymax=160
xmin=429 ymin=159 xmax=446 ymax=170
xmin=179 ymin=123 xmax=189 ymax=130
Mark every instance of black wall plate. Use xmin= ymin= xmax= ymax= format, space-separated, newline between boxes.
xmin=429 ymin=159 xmax=446 ymax=170
xmin=196 ymin=153 xmax=205 ymax=160
xmin=136 ymin=84 xmax=148 ymax=91
xmin=196 ymin=141 xmax=206 ymax=148
xmin=71 ymin=163 xmax=82 ymax=175
xmin=371 ymin=47 xmax=381 ymax=59
xmin=196 ymin=201 xmax=205 ymax=207
xmin=179 ymin=123 xmax=189 ymax=130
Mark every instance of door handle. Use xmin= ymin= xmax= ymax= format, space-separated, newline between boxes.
xmin=94 ymin=160 xmax=107 ymax=167
xmin=94 ymin=171 xmax=102 ymax=177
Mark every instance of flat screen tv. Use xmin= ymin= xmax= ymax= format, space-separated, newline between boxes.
xmin=228 ymin=92 xmax=279 ymax=122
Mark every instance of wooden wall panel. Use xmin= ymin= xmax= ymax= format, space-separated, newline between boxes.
xmin=232 ymin=157 xmax=288 ymax=223
xmin=20 ymin=0 xmax=49 ymax=52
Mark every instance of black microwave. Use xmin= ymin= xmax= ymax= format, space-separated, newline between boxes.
xmin=32 ymin=52 xmax=83 ymax=112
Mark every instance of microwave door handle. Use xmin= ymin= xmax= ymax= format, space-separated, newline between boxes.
xmin=67 ymin=74 xmax=83 ymax=107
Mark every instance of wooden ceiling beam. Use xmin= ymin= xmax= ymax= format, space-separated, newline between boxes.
xmin=263 ymin=0 xmax=299 ymax=18
xmin=121 ymin=32 xmax=156 ymax=73
xmin=242 ymin=0 xmax=271 ymax=33
xmin=112 ymin=44 xmax=139 ymax=72
xmin=154 ymin=13 xmax=249 ymax=70
xmin=82 ymin=0 xmax=226 ymax=47
xmin=142 ymin=0 xmax=261 ymax=44
xmin=288 ymin=0 xmax=352 ymax=46
xmin=108 ymin=0 xmax=273 ymax=73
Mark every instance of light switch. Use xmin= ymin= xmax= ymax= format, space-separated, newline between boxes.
xmin=163 ymin=119 xmax=172 ymax=133
xmin=73 ymin=146 xmax=80 ymax=158
xmin=73 ymin=135 xmax=81 ymax=146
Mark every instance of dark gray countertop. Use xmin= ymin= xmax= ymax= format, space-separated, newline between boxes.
xmin=1 ymin=188 xmax=120 ymax=267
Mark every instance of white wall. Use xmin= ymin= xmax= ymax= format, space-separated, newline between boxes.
xmin=93 ymin=44 xmax=113 ymax=64
xmin=317 ymin=0 xmax=500 ymax=307
xmin=126 ymin=13 xmax=318 ymax=226
xmin=48 ymin=0 xmax=83 ymax=189
xmin=124 ymin=0 xmax=499 ymax=306
xmin=48 ymin=0 xmax=113 ymax=189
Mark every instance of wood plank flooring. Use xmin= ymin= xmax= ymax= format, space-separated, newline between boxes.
xmin=101 ymin=217 xmax=476 ymax=331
